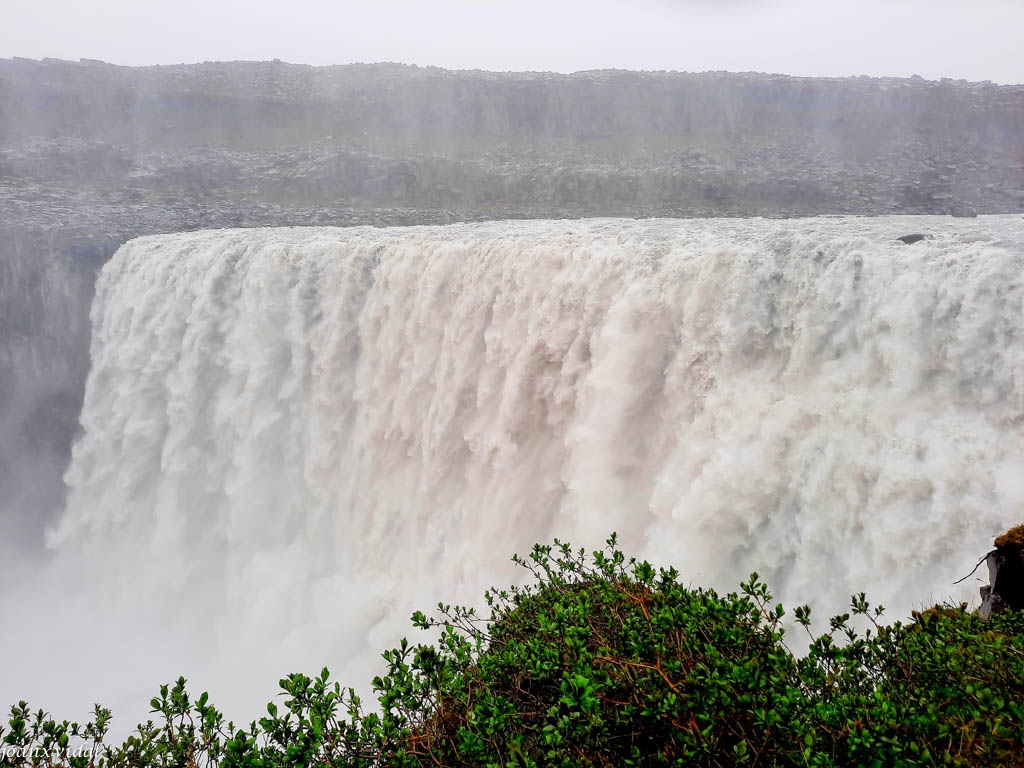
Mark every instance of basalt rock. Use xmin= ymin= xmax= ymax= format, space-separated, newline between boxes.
xmin=979 ymin=525 xmax=1024 ymax=619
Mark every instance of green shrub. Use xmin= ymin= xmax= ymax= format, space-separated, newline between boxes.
xmin=3 ymin=535 xmax=1023 ymax=767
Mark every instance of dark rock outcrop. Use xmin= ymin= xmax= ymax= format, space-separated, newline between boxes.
xmin=979 ymin=526 xmax=1024 ymax=619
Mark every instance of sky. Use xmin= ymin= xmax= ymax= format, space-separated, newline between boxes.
xmin=1 ymin=0 xmax=1023 ymax=83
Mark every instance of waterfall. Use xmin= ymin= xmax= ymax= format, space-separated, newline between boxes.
xmin=5 ymin=216 xmax=1023 ymax=722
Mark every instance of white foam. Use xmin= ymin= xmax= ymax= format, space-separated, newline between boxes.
xmin=6 ymin=215 xmax=1024 ymax=725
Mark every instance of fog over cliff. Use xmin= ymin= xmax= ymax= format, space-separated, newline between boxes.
xmin=0 ymin=56 xmax=1022 ymax=587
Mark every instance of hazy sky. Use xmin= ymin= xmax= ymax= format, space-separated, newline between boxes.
xmin=2 ymin=0 xmax=1022 ymax=83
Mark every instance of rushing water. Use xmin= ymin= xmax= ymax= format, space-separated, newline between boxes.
xmin=4 ymin=216 xmax=1023 ymax=724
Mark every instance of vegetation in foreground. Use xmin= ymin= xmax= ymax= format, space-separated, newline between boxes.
xmin=3 ymin=535 xmax=1024 ymax=767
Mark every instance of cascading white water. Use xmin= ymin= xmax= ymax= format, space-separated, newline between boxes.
xmin=5 ymin=216 xmax=1024 ymax=723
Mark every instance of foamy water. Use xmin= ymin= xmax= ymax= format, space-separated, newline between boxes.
xmin=4 ymin=216 xmax=1023 ymax=726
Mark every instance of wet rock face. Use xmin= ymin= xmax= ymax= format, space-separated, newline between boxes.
xmin=2 ymin=58 xmax=1022 ymax=223
xmin=0 ymin=229 xmax=100 ymax=541
xmin=980 ymin=526 xmax=1024 ymax=620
